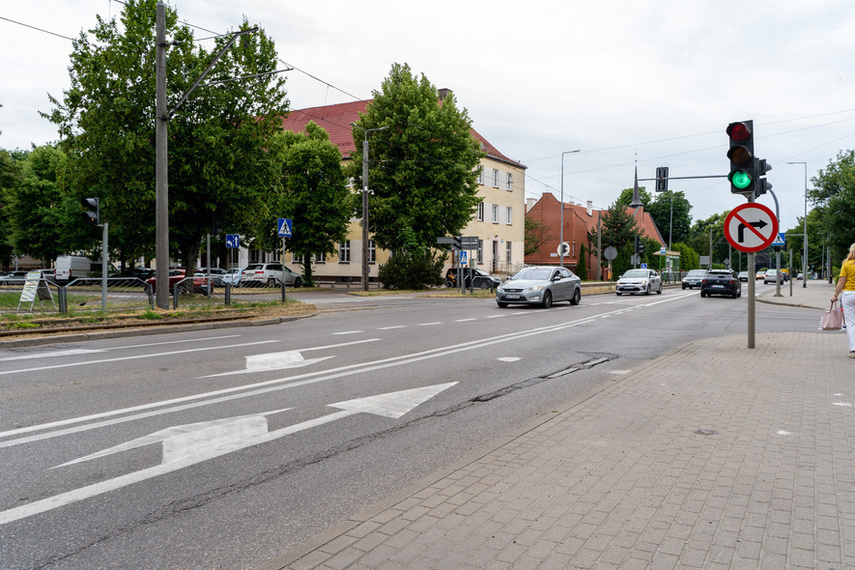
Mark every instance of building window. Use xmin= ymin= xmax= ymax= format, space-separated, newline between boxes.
xmin=369 ymin=240 xmax=376 ymax=263
xmin=492 ymin=169 xmax=499 ymax=188
xmin=492 ymin=204 xmax=499 ymax=223
xmin=477 ymin=240 xmax=484 ymax=264
xmin=506 ymin=172 xmax=513 ymax=191
xmin=339 ymin=241 xmax=350 ymax=263
xmin=506 ymin=241 xmax=512 ymax=263
xmin=477 ymin=167 xmax=484 ymax=185
xmin=477 ymin=202 xmax=484 ymax=222
xmin=506 ymin=207 xmax=513 ymax=225
xmin=313 ymin=253 xmax=326 ymax=264
xmin=292 ymin=253 xmax=303 ymax=265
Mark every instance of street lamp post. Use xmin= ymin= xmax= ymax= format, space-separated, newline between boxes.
xmin=559 ymin=150 xmax=581 ymax=268
xmin=351 ymin=123 xmax=388 ymax=291
xmin=786 ymin=161 xmax=808 ymax=288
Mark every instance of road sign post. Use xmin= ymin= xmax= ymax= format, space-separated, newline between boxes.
xmin=277 ymin=218 xmax=292 ymax=302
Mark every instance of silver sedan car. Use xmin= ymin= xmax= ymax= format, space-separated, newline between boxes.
xmin=616 ymin=268 xmax=662 ymax=295
xmin=496 ymin=266 xmax=581 ymax=308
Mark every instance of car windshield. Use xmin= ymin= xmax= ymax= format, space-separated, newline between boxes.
xmin=687 ymin=270 xmax=706 ymax=277
xmin=512 ymin=268 xmax=553 ymax=281
xmin=622 ymin=270 xmax=648 ymax=278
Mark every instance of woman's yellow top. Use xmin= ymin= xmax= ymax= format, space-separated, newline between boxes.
xmin=841 ymin=259 xmax=855 ymax=291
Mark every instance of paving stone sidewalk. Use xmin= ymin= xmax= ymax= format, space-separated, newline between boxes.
xmin=267 ymin=282 xmax=854 ymax=569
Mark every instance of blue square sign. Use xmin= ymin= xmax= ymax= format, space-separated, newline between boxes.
xmin=277 ymin=218 xmax=292 ymax=238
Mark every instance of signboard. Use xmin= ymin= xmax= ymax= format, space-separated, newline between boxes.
xmin=226 ymin=234 xmax=240 ymax=248
xmin=459 ymin=251 xmax=468 ymax=264
xmin=603 ymin=246 xmax=618 ymax=261
xmin=724 ymin=202 xmax=779 ymax=253
xmin=277 ymin=218 xmax=292 ymax=238
xmin=557 ymin=242 xmax=570 ymax=256
xmin=771 ymin=232 xmax=786 ymax=247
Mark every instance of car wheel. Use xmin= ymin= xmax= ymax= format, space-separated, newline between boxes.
xmin=497 ymin=302 xmax=508 ymax=308
xmin=294 ymin=277 xmax=303 ymax=288
xmin=645 ymin=285 xmax=651 ymax=295
xmin=700 ymin=291 xmax=706 ymax=298
xmin=143 ymin=284 xmax=152 ymax=296
xmin=478 ymin=280 xmax=491 ymax=290
xmin=656 ymin=283 xmax=662 ymax=294
xmin=541 ymin=291 xmax=553 ymax=308
xmin=616 ymin=292 xmax=622 ymax=296
xmin=444 ymin=280 xmax=454 ymax=288
xmin=682 ymin=284 xmax=686 ymax=289
xmin=570 ymin=287 xmax=581 ymax=306
xmin=176 ymin=283 xmax=187 ymax=296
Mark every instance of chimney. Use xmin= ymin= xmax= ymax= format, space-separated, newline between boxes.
xmin=526 ymin=198 xmax=537 ymax=212
xmin=586 ymin=200 xmax=593 ymax=217
xmin=438 ymin=88 xmax=452 ymax=100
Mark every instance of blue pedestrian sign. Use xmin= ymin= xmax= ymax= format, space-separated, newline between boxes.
xmin=771 ymin=232 xmax=786 ymax=247
xmin=226 ymin=234 xmax=240 ymax=249
xmin=459 ymin=251 xmax=468 ymax=264
xmin=277 ymin=218 xmax=292 ymax=238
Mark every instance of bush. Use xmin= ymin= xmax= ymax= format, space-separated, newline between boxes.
xmin=378 ymin=249 xmax=447 ymax=289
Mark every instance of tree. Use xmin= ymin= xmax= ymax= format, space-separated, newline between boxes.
xmin=576 ymin=242 xmax=589 ymax=280
xmin=0 ymin=148 xmax=22 ymax=266
xmin=646 ymin=190 xmax=692 ymax=246
xmin=524 ymin=216 xmax=551 ymax=256
xmin=589 ymin=201 xmax=638 ymax=251
xmin=688 ymin=212 xmax=729 ymax=268
xmin=350 ymin=63 xmax=483 ymax=253
xmin=269 ymin=123 xmax=352 ymax=287
xmin=47 ymin=0 xmax=288 ymax=270
xmin=809 ymin=150 xmax=855 ymax=263
xmin=4 ymin=146 xmax=73 ymax=264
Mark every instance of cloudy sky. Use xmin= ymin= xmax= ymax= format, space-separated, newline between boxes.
xmin=3 ymin=0 xmax=855 ymax=234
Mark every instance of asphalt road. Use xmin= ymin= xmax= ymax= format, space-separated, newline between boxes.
xmin=0 ymin=284 xmax=818 ymax=569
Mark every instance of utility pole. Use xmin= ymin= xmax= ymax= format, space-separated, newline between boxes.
xmin=155 ymin=2 xmax=169 ymax=309
xmin=351 ymin=124 xmax=388 ymax=291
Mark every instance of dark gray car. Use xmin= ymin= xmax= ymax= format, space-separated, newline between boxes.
xmin=496 ymin=266 xmax=581 ymax=308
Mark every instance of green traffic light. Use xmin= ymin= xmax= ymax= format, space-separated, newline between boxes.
xmin=729 ymin=169 xmax=752 ymax=189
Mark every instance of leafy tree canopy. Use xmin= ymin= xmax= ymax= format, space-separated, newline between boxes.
xmin=350 ymin=63 xmax=483 ymax=252
xmin=646 ymin=190 xmax=692 ymax=246
xmin=46 ymin=0 xmax=289 ymax=269
xmin=809 ymin=150 xmax=855 ymax=262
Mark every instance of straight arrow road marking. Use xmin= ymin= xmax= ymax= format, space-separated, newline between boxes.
xmin=0 ymin=382 xmax=457 ymax=526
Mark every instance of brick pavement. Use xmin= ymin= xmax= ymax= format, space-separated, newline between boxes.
xmin=266 ymin=281 xmax=854 ymax=569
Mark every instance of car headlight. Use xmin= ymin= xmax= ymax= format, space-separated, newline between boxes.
xmin=525 ymin=285 xmax=544 ymax=293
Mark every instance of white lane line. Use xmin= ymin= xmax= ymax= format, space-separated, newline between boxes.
xmin=332 ymin=330 xmax=364 ymax=335
xmin=419 ymin=322 xmax=442 ymax=326
xmin=454 ymin=318 xmax=476 ymax=322
xmin=0 ymin=335 xmax=245 ymax=362
xmin=498 ymin=357 xmax=520 ymax=362
xmin=0 ymin=340 xmax=280 ymax=376
xmin=1 ymin=294 xmax=692 ymax=448
xmin=378 ymin=325 xmax=406 ymax=330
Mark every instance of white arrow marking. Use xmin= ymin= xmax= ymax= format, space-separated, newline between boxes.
xmin=0 ymin=382 xmax=457 ymax=526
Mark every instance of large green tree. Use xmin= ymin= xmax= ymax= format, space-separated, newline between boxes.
xmin=809 ymin=150 xmax=855 ymax=264
xmin=646 ymin=190 xmax=692 ymax=246
xmin=0 ymin=148 xmax=22 ymax=266
xmin=266 ymin=122 xmax=351 ymax=286
xmin=350 ymin=63 xmax=483 ymax=252
xmin=47 ymin=0 xmax=288 ymax=270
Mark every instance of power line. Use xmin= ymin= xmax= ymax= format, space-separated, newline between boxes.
xmin=0 ymin=15 xmax=74 ymax=41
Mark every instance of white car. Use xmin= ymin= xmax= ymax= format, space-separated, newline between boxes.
xmin=223 ymin=268 xmax=244 ymax=287
xmin=616 ymin=269 xmax=662 ymax=295
xmin=241 ymin=263 xmax=303 ymax=288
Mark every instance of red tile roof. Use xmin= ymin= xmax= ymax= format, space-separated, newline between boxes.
xmin=279 ymin=99 xmax=524 ymax=168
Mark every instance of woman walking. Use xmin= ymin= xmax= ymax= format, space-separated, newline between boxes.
xmin=831 ymin=242 xmax=855 ymax=358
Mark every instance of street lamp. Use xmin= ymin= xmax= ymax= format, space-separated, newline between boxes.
xmin=786 ymin=161 xmax=808 ymax=288
xmin=559 ymin=150 xmax=581 ymax=267
xmin=351 ymin=123 xmax=388 ymax=291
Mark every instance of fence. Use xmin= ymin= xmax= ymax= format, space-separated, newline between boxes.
xmin=0 ymin=276 xmax=290 ymax=316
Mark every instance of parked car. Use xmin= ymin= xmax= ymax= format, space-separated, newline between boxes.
xmin=496 ymin=266 xmax=581 ymax=308
xmin=196 ymin=267 xmax=227 ymax=287
xmin=616 ymin=269 xmax=662 ymax=295
xmin=700 ymin=269 xmax=742 ymax=298
xmin=241 ymin=263 xmax=303 ymax=288
xmin=737 ymin=271 xmax=749 ymax=282
xmin=144 ymin=269 xmax=211 ymax=295
xmin=797 ymin=272 xmax=804 ymax=280
xmin=0 ymin=270 xmax=29 ymax=282
xmin=223 ymin=268 xmax=244 ymax=287
xmin=681 ymin=269 xmax=707 ymax=289
xmin=55 ymin=255 xmax=99 ymax=284
xmin=445 ymin=267 xmax=501 ymax=289
xmin=764 ymin=269 xmax=783 ymax=284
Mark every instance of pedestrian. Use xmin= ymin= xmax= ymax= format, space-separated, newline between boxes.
xmin=831 ymin=242 xmax=855 ymax=358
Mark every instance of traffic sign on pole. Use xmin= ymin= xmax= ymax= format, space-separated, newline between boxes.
xmin=226 ymin=234 xmax=240 ymax=248
xmin=277 ymin=218 xmax=292 ymax=238
xmin=724 ymin=202 xmax=778 ymax=253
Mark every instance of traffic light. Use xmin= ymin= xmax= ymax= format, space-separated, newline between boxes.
xmin=638 ymin=240 xmax=645 ymax=255
xmin=633 ymin=235 xmax=640 ymax=254
xmin=727 ymin=120 xmax=754 ymax=195
xmin=753 ymin=158 xmax=772 ymax=197
xmin=81 ymin=197 xmax=100 ymax=225
xmin=655 ymin=166 xmax=669 ymax=193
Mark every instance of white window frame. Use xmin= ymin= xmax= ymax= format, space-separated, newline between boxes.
xmin=477 ymin=168 xmax=484 ymax=186
xmin=339 ymin=240 xmax=351 ymax=263
xmin=492 ymin=169 xmax=499 ymax=188
xmin=477 ymin=202 xmax=484 ymax=222
xmin=506 ymin=172 xmax=513 ymax=191
xmin=313 ymin=253 xmax=326 ymax=264
xmin=506 ymin=206 xmax=513 ymax=225
xmin=368 ymin=240 xmax=376 ymax=264
xmin=506 ymin=241 xmax=512 ymax=263
xmin=492 ymin=204 xmax=499 ymax=223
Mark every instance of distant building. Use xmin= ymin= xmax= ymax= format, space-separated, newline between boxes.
xmin=239 ymin=92 xmax=526 ymax=283
xmin=525 ymin=194 xmax=665 ymax=277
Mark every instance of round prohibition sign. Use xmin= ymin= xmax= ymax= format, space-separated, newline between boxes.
xmin=724 ymin=202 xmax=779 ymax=253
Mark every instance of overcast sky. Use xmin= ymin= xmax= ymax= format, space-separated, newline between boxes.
xmin=3 ymin=0 xmax=855 ymax=234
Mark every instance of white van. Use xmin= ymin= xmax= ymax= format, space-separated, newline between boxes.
xmin=55 ymin=256 xmax=98 ymax=284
